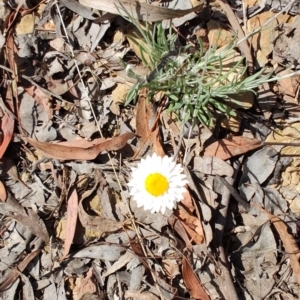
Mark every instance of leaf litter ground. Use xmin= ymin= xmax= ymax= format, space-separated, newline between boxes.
xmin=1 ymin=0 xmax=300 ymax=299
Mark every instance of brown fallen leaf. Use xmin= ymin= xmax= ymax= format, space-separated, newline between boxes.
xmin=61 ymin=188 xmax=78 ymax=261
xmin=25 ymin=132 xmax=135 ymax=160
xmin=73 ymin=268 xmax=97 ymax=300
xmin=182 ymin=256 xmax=210 ymax=300
xmin=180 ymin=189 xmax=195 ymax=212
xmin=0 ymin=114 xmax=14 ymax=159
xmin=135 ymin=91 xmax=153 ymax=156
xmin=174 ymin=207 xmax=205 ymax=245
xmin=0 ymin=249 xmax=41 ymax=291
xmin=79 ymin=0 xmax=203 ymax=22
xmin=135 ymin=92 xmax=151 ymax=142
xmin=56 ymin=137 xmax=106 ymax=148
xmin=152 ymin=125 xmax=165 ymax=157
xmin=203 ymin=136 xmax=263 ymax=160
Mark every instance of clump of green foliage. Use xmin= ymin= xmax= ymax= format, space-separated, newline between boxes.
xmin=117 ymin=3 xmax=293 ymax=127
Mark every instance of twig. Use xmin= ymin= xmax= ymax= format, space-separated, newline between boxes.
xmin=216 ymin=0 xmax=253 ymax=73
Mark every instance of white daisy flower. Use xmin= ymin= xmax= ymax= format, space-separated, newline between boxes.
xmin=128 ymin=153 xmax=188 ymax=214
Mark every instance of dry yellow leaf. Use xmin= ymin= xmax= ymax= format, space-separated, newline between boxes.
xmin=56 ymin=218 xmax=66 ymax=240
xmin=220 ymin=115 xmax=241 ymax=132
xmin=266 ymin=122 xmax=300 ymax=155
xmin=245 ymin=0 xmax=260 ymax=5
xmin=112 ymin=83 xmax=131 ymax=104
xmin=207 ymin=20 xmax=232 ymax=47
xmin=113 ymin=27 xmax=126 ymax=44
xmin=290 ymin=198 xmax=300 ymax=215
xmin=15 ymin=14 xmax=36 ymax=35
xmin=280 ymin=158 xmax=300 ymax=214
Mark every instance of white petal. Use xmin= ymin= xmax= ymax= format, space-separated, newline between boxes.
xmin=128 ymin=153 xmax=187 ymax=214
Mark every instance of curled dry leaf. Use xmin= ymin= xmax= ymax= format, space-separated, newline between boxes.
xmin=102 ymin=251 xmax=135 ymax=278
xmin=25 ymin=132 xmax=135 ymax=160
xmin=203 ymin=136 xmax=263 ymax=160
xmin=79 ymin=0 xmax=203 ymax=22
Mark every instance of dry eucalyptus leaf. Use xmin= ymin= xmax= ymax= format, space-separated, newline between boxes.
xmin=277 ymin=69 xmax=300 ymax=98
xmin=207 ymin=19 xmax=232 ymax=48
xmin=102 ymin=251 xmax=135 ymax=278
xmin=25 ymin=132 xmax=135 ymax=160
xmin=74 ymin=245 xmax=124 ymax=261
xmin=239 ymin=146 xmax=278 ymax=185
xmin=182 ymin=257 xmax=210 ymax=300
xmin=0 ymin=114 xmax=14 ymax=159
xmin=203 ymin=136 xmax=263 ymax=160
xmin=79 ymin=0 xmax=203 ymax=22
xmin=162 ymin=0 xmax=198 ymax=27
xmin=126 ymin=23 xmax=151 ymax=63
xmin=193 ymin=156 xmax=234 ymax=177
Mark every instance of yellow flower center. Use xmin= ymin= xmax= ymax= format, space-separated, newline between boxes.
xmin=145 ymin=173 xmax=169 ymax=196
